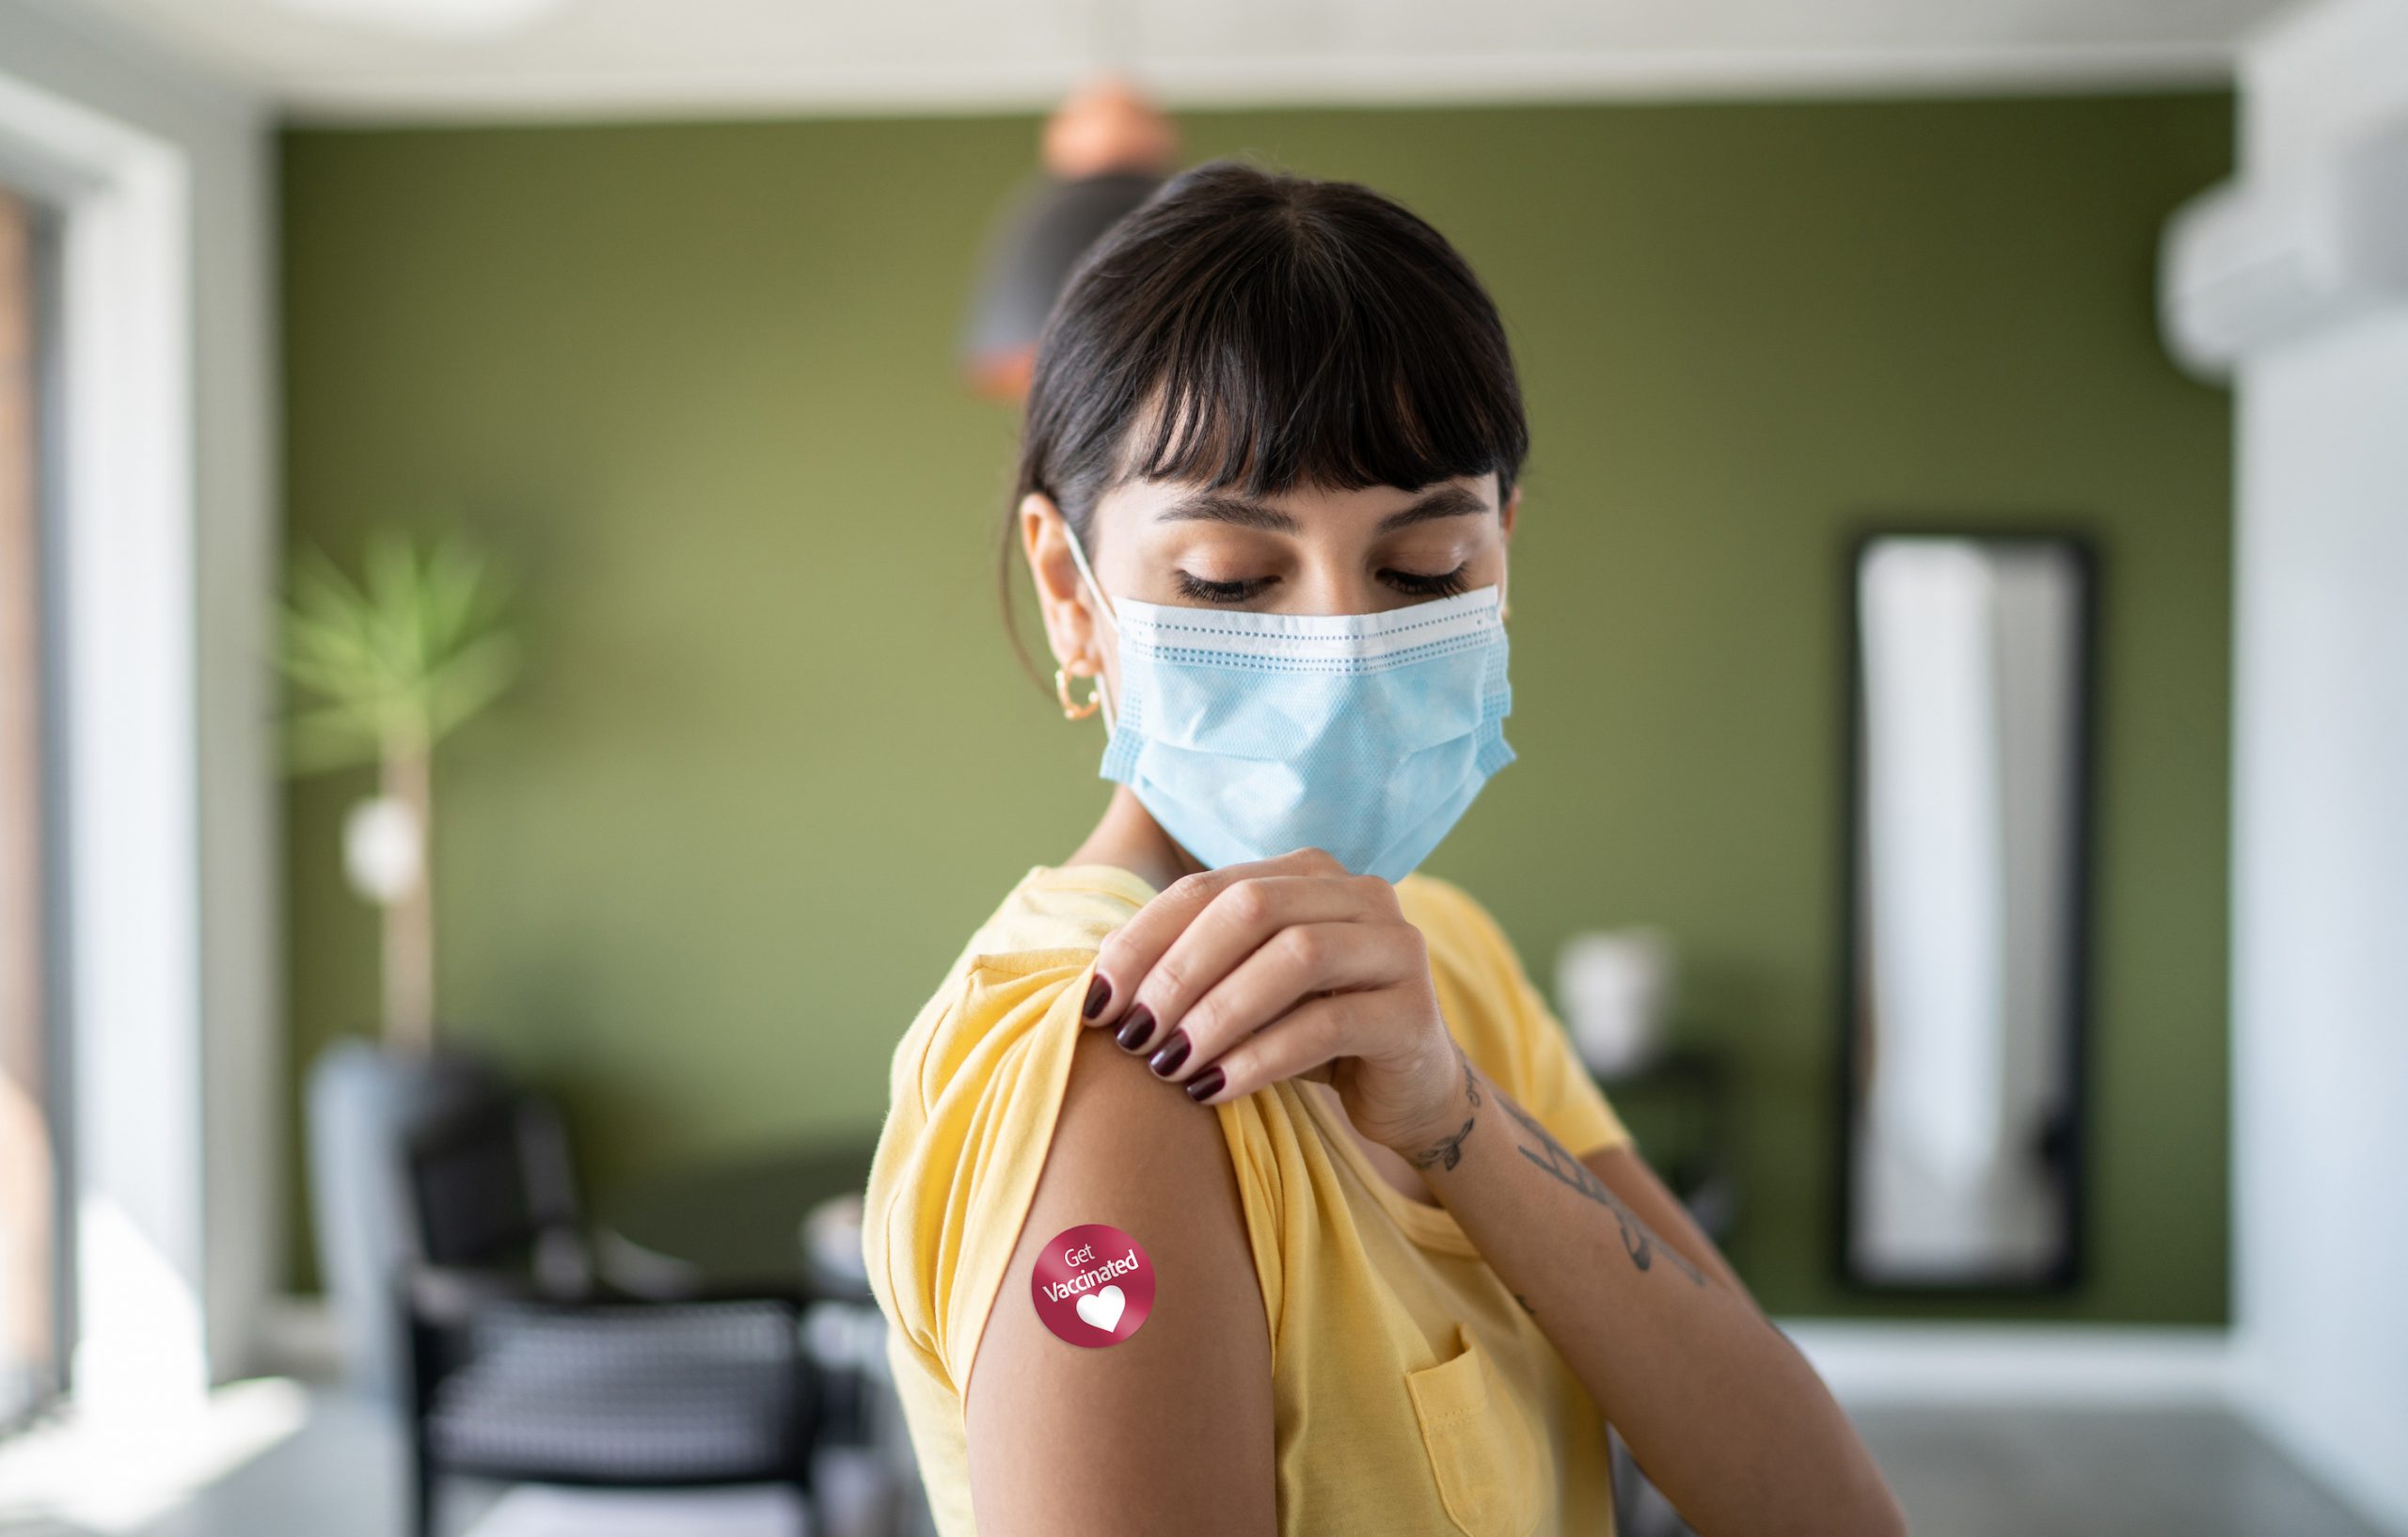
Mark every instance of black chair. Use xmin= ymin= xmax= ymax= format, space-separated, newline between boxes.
xmin=397 ymin=1091 xmax=821 ymax=1537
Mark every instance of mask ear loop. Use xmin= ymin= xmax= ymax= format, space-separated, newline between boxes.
xmin=1059 ymin=516 xmax=1120 ymax=736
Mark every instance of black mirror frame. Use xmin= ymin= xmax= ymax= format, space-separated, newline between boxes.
xmin=1831 ymin=521 xmax=2102 ymax=1297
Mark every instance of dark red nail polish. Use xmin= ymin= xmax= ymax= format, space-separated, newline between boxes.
xmin=1117 ymin=1005 xmax=1155 ymax=1052
xmin=1185 ymin=1066 xmax=1225 ymax=1102
xmin=1083 ymin=974 xmax=1111 ymax=1021
xmin=1149 ymin=1030 xmax=1190 ymax=1076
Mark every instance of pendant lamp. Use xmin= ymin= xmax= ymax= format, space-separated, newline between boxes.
xmin=961 ymin=75 xmax=1180 ymax=402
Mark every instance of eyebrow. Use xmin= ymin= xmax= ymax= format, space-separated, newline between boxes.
xmin=1155 ymin=483 xmax=1493 ymax=534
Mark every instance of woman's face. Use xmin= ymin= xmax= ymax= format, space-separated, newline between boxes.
xmin=1022 ymin=469 xmax=1519 ymax=705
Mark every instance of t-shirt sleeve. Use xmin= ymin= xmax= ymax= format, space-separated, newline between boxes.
xmin=1511 ymin=974 xmax=1634 ymax=1159
xmin=1418 ymin=878 xmax=1635 ymax=1160
xmin=866 ymin=949 xmax=1098 ymax=1396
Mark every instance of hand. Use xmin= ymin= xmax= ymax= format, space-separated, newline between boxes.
xmin=1080 ymin=848 xmax=1469 ymax=1155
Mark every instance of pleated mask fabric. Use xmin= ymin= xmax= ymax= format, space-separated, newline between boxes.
xmin=1063 ymin=522 xmax=1514 ymax=884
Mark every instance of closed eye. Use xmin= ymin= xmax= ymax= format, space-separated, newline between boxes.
xmin=1382 ymin=565 xmax=1470 ymax=598
xmin=1174 ymin=571 xmax=1275 ymax=604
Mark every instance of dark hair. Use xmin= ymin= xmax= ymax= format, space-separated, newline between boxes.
xmin=1003 ymin=156 xmax=1529 ymax=676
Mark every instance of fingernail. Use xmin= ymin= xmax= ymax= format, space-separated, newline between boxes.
xmin=1149 ymin=1030 xmax=1190 ymax=1077
xmin=1184 ymin=1066 xmax=1225 ymax=1102
xmin=1083 ymin=974 xmax=1112 ymax=1021
xmin=1117 ymin=1005 xmax=1155 ymax=1053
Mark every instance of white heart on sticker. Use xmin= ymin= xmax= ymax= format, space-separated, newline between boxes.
xmin=1076 ymin=1284 xmax=1126 ymax=1334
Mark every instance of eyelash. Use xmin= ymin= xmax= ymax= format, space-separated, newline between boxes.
xmin=1173 ymin=565 xmax=1471 ymax=605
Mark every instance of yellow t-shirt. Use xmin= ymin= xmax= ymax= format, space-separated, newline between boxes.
xmin=863 ymin=864 xmax=1634 ymax=1537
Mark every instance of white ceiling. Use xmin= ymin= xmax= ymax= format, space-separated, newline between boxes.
xmin=44 ymin=0 xmax=2289 ymax=120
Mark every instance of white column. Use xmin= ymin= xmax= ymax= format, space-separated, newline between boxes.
xmin=2227 ymin=3 xmax=2408 ymax=1530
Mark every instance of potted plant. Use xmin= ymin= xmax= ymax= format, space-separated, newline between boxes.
xmin=277 ymin=525 xmax=522 ymax=1401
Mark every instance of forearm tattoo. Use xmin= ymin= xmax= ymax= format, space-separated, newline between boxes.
xmin=1497 ymin=1094 xmax=1705 ymax=1287
xmin=1403 ymin=1040 xmax=1481 ymax=1172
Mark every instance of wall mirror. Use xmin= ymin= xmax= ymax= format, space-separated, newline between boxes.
xmin=1838 ymin=531 xmax=2095 ymax=1291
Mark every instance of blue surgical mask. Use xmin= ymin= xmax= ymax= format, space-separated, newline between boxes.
xmin=1061 ymin=521 xmax=1514 ymax=884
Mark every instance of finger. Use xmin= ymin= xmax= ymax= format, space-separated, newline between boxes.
xmin=1180 ymin=992 xmax=1361 ymax=1106
xmin=1085 ymin=848 xmax=1346 ymax=1027
xmin=1150 ymin=921 xmax=1419 ymax=1082
xmin=1119 ymin=875 xmax=1388 ymax=1050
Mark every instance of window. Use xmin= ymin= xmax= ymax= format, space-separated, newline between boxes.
xmin=0 ymin=182 xmax=64 ymax=1431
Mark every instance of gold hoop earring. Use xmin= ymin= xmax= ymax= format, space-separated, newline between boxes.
xmin=1054 ymin=666 xmax=1102 ymax=721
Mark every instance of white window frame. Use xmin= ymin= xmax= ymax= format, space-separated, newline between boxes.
xmin=0 ymin=68 xmax=208 ymax=1417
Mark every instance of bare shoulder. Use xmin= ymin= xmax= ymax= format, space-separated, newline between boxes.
xmin=963 ymin=1017 xmax=1276 ymax=1536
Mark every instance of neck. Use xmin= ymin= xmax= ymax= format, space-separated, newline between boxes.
xmin=1063 ymin=786 xmax=1207 ymax=894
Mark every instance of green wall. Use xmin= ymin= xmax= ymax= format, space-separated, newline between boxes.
xmin=280 ymin=93 xmax=2233 ymax=1320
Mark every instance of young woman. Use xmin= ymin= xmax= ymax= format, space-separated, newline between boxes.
xmin=863 ymin=158 xmax=1904 ymax=1537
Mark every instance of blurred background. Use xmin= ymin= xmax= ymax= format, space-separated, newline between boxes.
xmin=0 ymin=0 xmax=2402 ymax=1532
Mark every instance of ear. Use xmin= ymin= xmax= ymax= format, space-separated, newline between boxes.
xmin=1497 ymin=481 xmax=1521 ymax=622
xmin=1019 ymin=490 xmax=1102 ymax=675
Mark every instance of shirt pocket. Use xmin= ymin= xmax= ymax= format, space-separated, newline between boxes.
xmin=1404 ymin=1323 xmax=1546 ymax=1537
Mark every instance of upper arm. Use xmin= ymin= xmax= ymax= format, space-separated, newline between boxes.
xmin=963 ymin=1013 xmax=1277 ymax=1537
xmin=1578 ymin=1142 xmax=1753 ymax=1302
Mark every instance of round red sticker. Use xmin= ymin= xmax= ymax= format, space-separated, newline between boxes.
xmin=1031 ymin=1223 xmax=1156 ymax=1347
